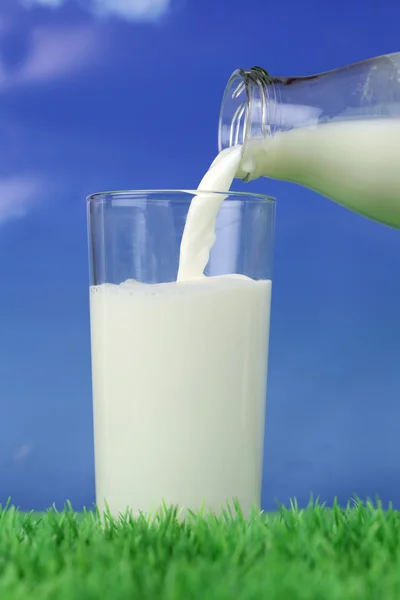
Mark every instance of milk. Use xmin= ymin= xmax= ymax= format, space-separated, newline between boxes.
xmin=90 ymin=275 xmax=271 ymax=516
xmin=239 ymin=118 xmax=400 ymax=228
xmin=177 ymin=146 xmax=242 ymax=281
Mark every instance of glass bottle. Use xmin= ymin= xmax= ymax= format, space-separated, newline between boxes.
xmin=218 ymin=53 xmax=400 ymax=228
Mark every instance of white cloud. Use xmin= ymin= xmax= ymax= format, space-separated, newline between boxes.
xmin=0 ymin=22 xmax=103 ymax=223
xmin=21 ymin=0 xmax=65 ymax=6
xmin=20 ymin=0 xmax=171 ymax=21
xmin=84 ymin=0 xmax=170 ymax=20
xmin=14 ymin=444 xmax=34 ymax=463
xmin=0 ymin=24 xmax=102 ymax=91
xmin=19 ymin=25 xmax=100 ymax=84
xmin=0 ymin=176 xmax=44 ymax=224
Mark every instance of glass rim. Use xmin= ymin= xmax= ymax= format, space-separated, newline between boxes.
xmin=86 ymin=189 xmax=276 ymax=204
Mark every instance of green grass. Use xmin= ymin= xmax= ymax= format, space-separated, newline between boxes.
xmin=1 ymin=498 xmax=400 ymax=599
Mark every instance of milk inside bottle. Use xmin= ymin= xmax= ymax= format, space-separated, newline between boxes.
xmin=218 ymin=54 xmax=400 ymax=229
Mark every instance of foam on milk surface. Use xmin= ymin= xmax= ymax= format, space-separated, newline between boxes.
xmin=90 ymin=275 xmax=271 ymax=516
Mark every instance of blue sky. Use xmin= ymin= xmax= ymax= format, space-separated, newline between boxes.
xmin=1 ymin=0 xmax=400 ymax=511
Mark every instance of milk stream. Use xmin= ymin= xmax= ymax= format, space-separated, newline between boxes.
xmin=177 ymin=146 xmax=242 ymax=281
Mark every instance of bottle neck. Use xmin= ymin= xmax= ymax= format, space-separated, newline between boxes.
xmin=219 ymin=54 xmax=400 ymax=155
xmin=218 ymin=67 xmax=277 ymax=154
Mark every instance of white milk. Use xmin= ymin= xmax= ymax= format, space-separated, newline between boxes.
xmin=177 ymin=145 xmax=242 ymax=281
xmin=90 ymin=275 xmax=271 ymax=517
xmin=239 ymin=118 xmax=400 ymax=228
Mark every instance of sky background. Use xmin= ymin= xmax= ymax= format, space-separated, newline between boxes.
xmin=1 ymin=0 xmax=400 ymax=511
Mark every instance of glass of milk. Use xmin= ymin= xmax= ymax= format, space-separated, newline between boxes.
xmin=87 ymin=189 xmax=275 ymax=517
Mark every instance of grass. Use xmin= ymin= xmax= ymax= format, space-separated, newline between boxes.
xmin=1 ymin=498 xmax=400 ymax=599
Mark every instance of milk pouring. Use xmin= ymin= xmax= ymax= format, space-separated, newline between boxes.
xmin=89 ymin=52 xmax=400 ymax=518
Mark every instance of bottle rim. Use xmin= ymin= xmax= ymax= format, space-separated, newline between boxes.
xmin=218 ymin=67 xmax=272 ymax=153
xmin=218 ymin=69 xmax=249 ymax=153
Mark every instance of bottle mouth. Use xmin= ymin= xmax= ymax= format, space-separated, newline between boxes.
xmin=218 ymin=67 xmax=272 ymax=153
xmin=218 ymin=70 xmax=249 ymax=152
